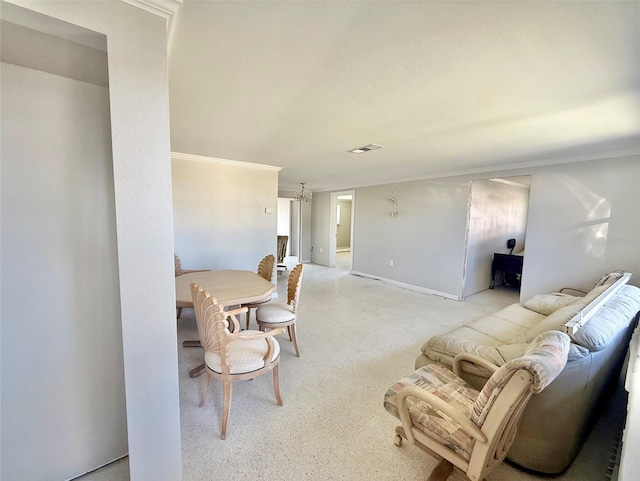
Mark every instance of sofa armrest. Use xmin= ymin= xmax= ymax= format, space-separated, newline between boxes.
xmin=559 ymin=287 xmax=587 ymax=295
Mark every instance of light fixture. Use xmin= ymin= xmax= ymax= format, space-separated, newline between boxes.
xmin=348 ymin=143 xmax=384 ymax=154
xmin=293 ymin=182 xmax=312 ymax=203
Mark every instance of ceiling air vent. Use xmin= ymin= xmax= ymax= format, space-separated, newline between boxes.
xmin=348 ymin=143 xmax=384 ymax=154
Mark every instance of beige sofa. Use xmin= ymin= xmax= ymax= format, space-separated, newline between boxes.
xmin=415 ymin=273 xmax=640 ymax=473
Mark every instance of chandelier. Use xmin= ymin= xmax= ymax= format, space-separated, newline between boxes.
xmin=293 ymin=182 xmax=312 ymax=203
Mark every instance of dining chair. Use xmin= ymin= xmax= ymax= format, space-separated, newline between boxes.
xmin=190 ymin=283 xmax=284 ymax=440
xmin=277 ymin=235 xmax=288 ymax=273
xmin=243 ymin=254 xmax=275 ymax=330
xmin=384 ymin=330 xmax=570 ymax=481
xmin=175 ymin=253 xmax=209 ymax=319
xmin=256 ymin=263 xmax=304 ymax=357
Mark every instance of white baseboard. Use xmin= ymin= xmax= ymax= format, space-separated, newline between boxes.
xmin=336 ymin=248 xmax=351 ymax=253
xmin=350 ymin=271 xmax=460 ymax=301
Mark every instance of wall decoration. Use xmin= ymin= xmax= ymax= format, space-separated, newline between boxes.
xmin=388 ymin=188 xmax=399 ymax=217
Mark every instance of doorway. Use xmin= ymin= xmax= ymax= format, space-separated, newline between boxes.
xmin=462 ymin=176 xmax=531 ymax=299
xmin=329 ymin=191 xmax=355 ymax=271
xmin=277 ymin=197 xmax=301 ymax=268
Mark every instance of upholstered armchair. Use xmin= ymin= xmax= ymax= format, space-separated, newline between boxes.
xmin=384 ymin=331 xmax=570 ymax=481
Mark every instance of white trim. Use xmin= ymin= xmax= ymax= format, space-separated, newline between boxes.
xmin=171 ymin=151 xmax=282 ymax=172
xmin=121 ymin=0 xmax=182 ymax=20
xmin=64 ymin=454 xmax=128 ymax=481
xmin=350 ymin=271 xmax=460 ymax=301
xmin=120 ymin=0 xmax=183 ymax=53
xmin=564 ymin=272 xmax=633 ymax=335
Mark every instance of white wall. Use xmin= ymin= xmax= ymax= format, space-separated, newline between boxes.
xmin=1 ymin=1 xmax=183 ymax=480
xmin=312 ymin=155 xmax=639 ymax=302
xmin=172 ymin=154 xmax=280 ymax=271
xmin=464 ymin=178 xmax=530 ymax=296
xmin=300 ymin=199 xmax=312 ymax=262
xmin=1 ymin=55 xmax=127 ymax=480
xmin=521 ymin=155 xmax=640 ymax=299
xmin=310 ymin=191 xmax=331 ymax=266
xmin=290 ymin=199 xmax=300 ymax=257
xmin=350 ymin=180 xmax=470 ymax=299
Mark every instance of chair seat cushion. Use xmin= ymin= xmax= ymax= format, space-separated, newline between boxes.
xmin=384 ymin=365 xmax=479 ymax=461
xmin=205 ymin=330 xmax=280 ymax=374
xmin=256 ymin=303 xmax=295 ymax=324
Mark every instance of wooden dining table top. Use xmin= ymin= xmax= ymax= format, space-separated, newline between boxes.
xmin=175 ymin=270 xmax=276 ymax=308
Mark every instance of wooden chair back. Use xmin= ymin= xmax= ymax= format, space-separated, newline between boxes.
xmin=287 ymin=264 xmax=304 ymax=312
xmin=257 ymin=254 xmax=275 ymax=282
xmin=190 ymin=283 xmax=233 ymax=376
xmin=277 ymin=236 xmax=288 ymax=263
xmin=175 ymin=254 xmax=185 ymax=276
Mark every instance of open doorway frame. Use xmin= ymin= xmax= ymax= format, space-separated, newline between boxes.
xmin=329 ymin=190 xmax=355 ymax=269
xmin=462 ymin=175 xmax=531 ymax=300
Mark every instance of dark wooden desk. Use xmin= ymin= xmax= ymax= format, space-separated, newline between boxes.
xmin=489 ymin=253 xmax=523 ymax=288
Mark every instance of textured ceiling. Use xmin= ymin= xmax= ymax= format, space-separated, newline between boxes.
xmin=168 ymin=1 xmax=640 ymax=191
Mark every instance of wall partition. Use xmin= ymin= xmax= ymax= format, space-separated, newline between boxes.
xmin=1 ymin=7 xmax=127 ymax=479
xmin=1 ymin=1 xmax=183 ymax=480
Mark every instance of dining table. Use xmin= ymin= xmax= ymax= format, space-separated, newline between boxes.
xmin=176 ymin=269 xmax=276 ymax=377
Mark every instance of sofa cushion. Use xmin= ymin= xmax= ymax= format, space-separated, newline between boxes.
xmin=523 ymin=293 xmax=577 ymax=315
xmin=424 ymin=336 xmax=506 ymax=366
xmin=422 ymin=305 xmax=545 ymax=368
xmin=496 ymin=343 xmax=528 ymax=362
xmin=568 ymin=284 xmax=609 ymax=308
xmin=461 ymin=304 xmax=544 ymax=345
xmin=497 ymin=343 xmax=591 ymax=363
xmin=492 ymin=303 xmax=547 ymax=331
xmin=526 ymin=303 xmax=585 ymax=342
xmin=570 ymin=285 xmax=640 ymax=351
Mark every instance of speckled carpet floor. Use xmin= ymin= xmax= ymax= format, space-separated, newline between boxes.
xmin=78 ymin=259 xmax=625 ymax=481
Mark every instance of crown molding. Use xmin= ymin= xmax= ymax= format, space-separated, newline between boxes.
xmin=120 ymin=0 xmax=183 ymax=54
xmin=171 ymin=152 xmax=282 ymax=172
